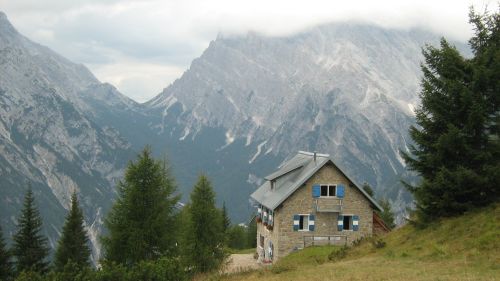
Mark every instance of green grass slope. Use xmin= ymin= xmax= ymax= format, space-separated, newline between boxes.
xmin=222 ymin=203 xmax=500 ymax=281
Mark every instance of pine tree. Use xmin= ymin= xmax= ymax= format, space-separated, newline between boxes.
xmin=54 ymin=192 xmax=91 ymax=271
xmin=183 ymin=175 xmax=225 ymax=273
xmin=0 ymin=225 xmax=13 ymax=281
xmin=221 ymin=202 xmax=230 ymax=235
xmin=401 ymin=8 xmax=500 ymax=222
xmin=101 ymin=147 xmax=179 ymax=266
xmin=377 ymin=199 xmax=396 ymax=229
xmin=12 ymin=188 xmax=49 ymax=274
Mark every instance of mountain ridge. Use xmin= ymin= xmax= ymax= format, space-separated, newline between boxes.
xmin=0 ymin=11 xmax=469 ymax=261
xmin=0 ymin=11 xmax=140 ymax=262
xmin=143 ymin=22 xmax=457 ymax=222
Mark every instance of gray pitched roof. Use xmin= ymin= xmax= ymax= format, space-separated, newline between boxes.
xmin=250 ymin=151 xmax=383 ymax=212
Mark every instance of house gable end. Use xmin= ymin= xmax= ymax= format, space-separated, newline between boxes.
xmin=250 ymin=151 xmax=382 ymax=212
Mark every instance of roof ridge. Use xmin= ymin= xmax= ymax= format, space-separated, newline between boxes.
xmin=298 ymin=150 xmax=330 ymax=157
xmin=251 ymin=153 xmax=383 ymax=212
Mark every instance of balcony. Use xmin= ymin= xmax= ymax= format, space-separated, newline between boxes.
xmin=315 ymin=198 xmax=342 ymax=212
xmin=303 ymin=235 xmax=347 ymax=248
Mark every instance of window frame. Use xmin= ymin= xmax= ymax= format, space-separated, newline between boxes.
xmin=342 ymin=214 xmax=353 ymax=231
xmin=298 ymin=214 xmax=310 ymax=232
xmin=319 ymin=184 xmax=338 ymax=197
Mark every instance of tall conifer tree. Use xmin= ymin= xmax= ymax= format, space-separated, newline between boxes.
xmin=402 ymin=8 xmax=499 ymax=222
xmin=101 ymin=147 xmax=179 ymax=266
xmin=12 ymin=188 xmax=49 ymax=274
xmin=221 ymin=202 xmax=230 ymax=235
xmin=183 ymin=175 xmax=225 ymax=273
xmin=54 ymin=192 xmax=91 ymax=271
xmin=0 ymin=225 xmax=13 ymax=280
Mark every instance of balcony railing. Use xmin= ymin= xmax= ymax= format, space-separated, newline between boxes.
xmin=314 ymin=198 xmax=342 ymax=212
xmin=303 ymin=235 xmax=347 ymax=248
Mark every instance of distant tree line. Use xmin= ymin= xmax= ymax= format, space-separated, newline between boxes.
xmin=0 ymin=146 xmax=257 ymax=281
xmin=402 ymin=8 xmax=499 ymax=223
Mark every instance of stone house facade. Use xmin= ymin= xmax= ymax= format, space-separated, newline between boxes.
xmin=250 ymin=151 xmax=386 ymax=262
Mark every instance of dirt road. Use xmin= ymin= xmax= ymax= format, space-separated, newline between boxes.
xmin=224 ymin=254 xmax=261 ymax=273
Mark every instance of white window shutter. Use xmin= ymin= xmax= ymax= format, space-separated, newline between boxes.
xmin=337 ymin=215 xmax=344 ymax=231
xmin=293 ymin=215 xmax=299 ymax=231
xmin=353 ymin=215 xmax=359 ymax=231
xmin=308 ymin=214 xmax=315 ymax=231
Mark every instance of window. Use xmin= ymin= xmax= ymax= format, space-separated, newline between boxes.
xmin=294 ymin=214 xmax=315 ymax=231
xmin=259 ymin=235 xmax=264 ymax=248
xmin=343 ymin=215 xmax=352 ymax=230
xmin=299 ymin=215 xmax=309 ymax=231
xmin=320 ymin=184 xmax=337 ymax=197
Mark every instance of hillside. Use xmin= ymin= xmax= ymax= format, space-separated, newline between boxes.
xmin=222 ymin=204 xmax=500 ymax=280
xmin=0 ymin=11 xmax=139 ymax=261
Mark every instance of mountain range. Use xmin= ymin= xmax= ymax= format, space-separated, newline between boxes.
xmin=0 ymin=11 xmax=467 ymax=261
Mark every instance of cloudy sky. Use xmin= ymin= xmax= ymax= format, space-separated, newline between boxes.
xmin=0 ymin=0 xmax=494 ymax=102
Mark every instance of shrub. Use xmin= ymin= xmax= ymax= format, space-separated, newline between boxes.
xmin=352 ymin=237 xmax=365 ymax=247
xmin=94 ymin=262 xmax=129 ymax=281
xmin=129 ymin=258 xmax=187 ymax=281
xmin=371 ymin=239 xmax=386 ymax=249
xmin=328 ymin=246 xmax=348 ymax=261
xmin=15 ymin=271 xmax=43 ymax=281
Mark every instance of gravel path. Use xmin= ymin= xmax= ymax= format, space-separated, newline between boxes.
xmin=225 ymin=254 xmax=261 ymax=273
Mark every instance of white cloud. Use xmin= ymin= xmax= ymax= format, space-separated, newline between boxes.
xmin=90 ymin=60 xmax=184 ymax=102
xmin=0 ymin=0 xmax=496 ymax=102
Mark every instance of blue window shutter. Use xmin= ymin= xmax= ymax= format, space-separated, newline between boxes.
xmin=293 ymin=215 xmax=299 ymax=231
xmin=353 ymin=215 xmax=359 ymax=231
xmin=337 ymin=215 xmax=344 ymax=231
xmin=309 ymin=214 xmax=315 ymax=231
xmin=312 ymin=184 xmax=321 ymax=198
xmin=337 ymin=184 xmax=345 ymax=198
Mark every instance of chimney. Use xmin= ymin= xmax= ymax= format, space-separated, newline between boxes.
xmin=313 ymin=151 xmax=317 ymax=162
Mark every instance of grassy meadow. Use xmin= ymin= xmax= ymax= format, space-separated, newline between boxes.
xmin=213 ymin=203 xmax=499 ymax=281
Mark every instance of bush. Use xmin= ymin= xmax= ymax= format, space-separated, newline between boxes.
xmin=129 ymin=258 xmax=187 ymax=281
xmin=352 ymin=237 xmax=365 ymax=247
xmin=371 ymin=239 xmax=386 ymax=249
xmin=94 ymin=262 xmax=129 ymax=281
xmin=15 ymin=271 xmax=43 ymax=281
xmin=328 ymin=246 xmax=348 ymax=261
xmin=93 ymin=258 xmax=188 ymax=281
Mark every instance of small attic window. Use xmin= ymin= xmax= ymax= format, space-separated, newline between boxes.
xmin=271 ymin=180 xmax=276 ymax=190
xmin=320 ymin=184 xmax=337 ymax=197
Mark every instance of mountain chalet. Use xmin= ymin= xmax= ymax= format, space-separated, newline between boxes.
xmin=250 ymin=151 xmax=389 ymax=262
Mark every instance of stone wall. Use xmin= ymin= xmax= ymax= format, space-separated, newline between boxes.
xmin=268 ymin=162 xmax=375 ymax=260
xmin=256 ymin=216 xmax=280 ymax=262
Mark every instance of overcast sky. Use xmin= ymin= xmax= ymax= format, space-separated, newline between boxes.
xmin=0 ymin=0 xmax=495 ymax=102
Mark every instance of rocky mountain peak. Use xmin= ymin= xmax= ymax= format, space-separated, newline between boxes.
xmin=0 ymin=11 xmax=21 ymax=41
xmin=142 ymin=23 xmax=465 ymax=222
